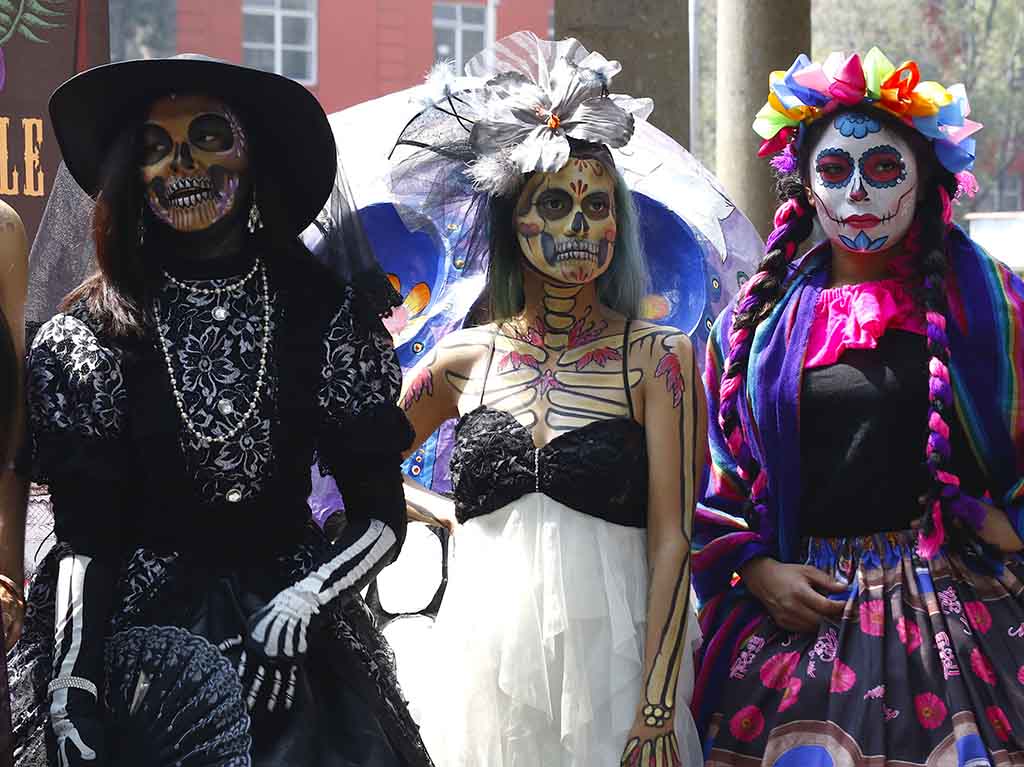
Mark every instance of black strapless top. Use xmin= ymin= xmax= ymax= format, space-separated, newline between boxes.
xmin=449 ymin=321 xmax=649 ymax=528
xmin=799 ymin=330 xmax=986 ymax=537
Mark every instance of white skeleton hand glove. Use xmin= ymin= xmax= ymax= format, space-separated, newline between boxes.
xmin=247 ymin=519 xmax=397 ymax=660
xmin=218 ymin=634 xmax=299 ymax=714
xmin=50 ymin=555 xmax=111 ymax=766
xmin=51 ymin=693 xmax=102 ymax=766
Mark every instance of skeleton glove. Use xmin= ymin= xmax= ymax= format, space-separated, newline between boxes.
xmin=246 ymin=518 xmax=399 ymax=661
xmin=49 ymin=554 xmax=114 ymax=766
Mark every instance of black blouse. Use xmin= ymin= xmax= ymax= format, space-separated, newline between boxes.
xmin=799 ymin=330 xmax=986 ymax=537
xmin=27 ymin=246 xmax=412 ymax=565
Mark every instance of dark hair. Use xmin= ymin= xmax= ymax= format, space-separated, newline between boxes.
xmin=717 ymin=106 xmax=969 ymax=551
xmin=62 ymin=118 xmax=150 ymax=336
xmin=61 ymin=97 xmax=296 ymax=338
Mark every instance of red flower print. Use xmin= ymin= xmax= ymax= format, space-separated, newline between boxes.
xmin=987 ymin=706 xmax=1012 ymax=742
xmin=575 ymin=346 xmax=621 ymax=371
xmin=400 ymin=368 xmax=433 ymax=410
xmin=896 ymin=617 xmax=922 ymax=654
xmin=970 ymin=648 xmax=997 ymax=686
xmin=534 ymin=369 xmax=564 ymax=396
xmin=915 ymin=692 xmax=948 ymax=730
xmin=498 ymin=350 xmax=542 ymax=372
xmin=1017 ymin=665 xmax=1024 ymax=686
xmin=964 ymin=601 xmax=992 ymax=634
xmin=830 ymin=659 xmax=857 ymax=694
xmin=567 ymin=317 xmax=606 ymax=349
xmin=759 ymin=652 xmax=801 ymax=690
xmin=729 ymin=705 xmax=765 ymax=742
xmin=778 ymin=677 xmax=802 ymax=713
xmin=655 ymin=352 xmax=685 ymax=408
xmin=859 ymin=600 xmax=885 ymax=637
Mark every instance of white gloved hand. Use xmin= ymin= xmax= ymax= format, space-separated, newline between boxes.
xmin=50 ymin=690 xmax=103 ymax=766
xmin=247 ymin=519 xmax=396 ymax=660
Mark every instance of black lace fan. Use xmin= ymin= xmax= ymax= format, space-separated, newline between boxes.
xmin=104 ymin=625 xmax=252 ymax=766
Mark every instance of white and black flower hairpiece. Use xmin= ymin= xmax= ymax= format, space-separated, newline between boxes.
xmin=391 ymin=32 xmax=653 ymax=197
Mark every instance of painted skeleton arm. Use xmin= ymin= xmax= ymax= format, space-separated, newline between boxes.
xmin=621 ymin=333 xmax=707 ymax=767
xmin=50 ymin=554 xmax=116 ymax=766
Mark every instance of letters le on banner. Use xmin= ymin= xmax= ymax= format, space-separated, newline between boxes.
xmin=0 ymin=0 xmax=109 ymax=243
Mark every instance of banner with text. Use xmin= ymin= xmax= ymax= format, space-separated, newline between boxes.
xmin=0 ymin=0 xmax=109 ymax=244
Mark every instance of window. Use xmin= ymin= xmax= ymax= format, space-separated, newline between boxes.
xmin=243 ymin=0 xmax=317 ymax=85
xmin=433 ymin=3 xmax=486 ymax=72
xmin=1001 ymin=174 xmax=1023 ymax=212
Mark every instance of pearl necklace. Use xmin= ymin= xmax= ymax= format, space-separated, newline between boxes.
xmin=155 ymin=261 xmax=271 ymax=447
xmin=162 ymin=258 xmax=259 ymax=296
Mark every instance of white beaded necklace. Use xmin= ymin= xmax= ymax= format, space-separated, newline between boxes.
xmin=162 ymin=258 xmax=259 ymax=295
xmin=155 ymin=260 xmax=271 ymax=447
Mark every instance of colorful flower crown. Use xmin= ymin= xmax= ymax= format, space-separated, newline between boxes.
xmin=753 ymin=48 xmax=982 ymax=178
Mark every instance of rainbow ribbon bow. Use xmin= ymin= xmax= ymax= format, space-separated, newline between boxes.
xmin=753 ymin=48 xmax=982 ymax=174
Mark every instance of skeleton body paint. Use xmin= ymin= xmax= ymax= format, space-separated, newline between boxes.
xmin=140 ymin=94 xmax=249 ymax=233
xmin=809 ymin=115 xmax=918 ymax=255
xmin=402 ymin=155 xmax=701 ymax=767
xmin=432 ymin=294 xmax=686 ymax=436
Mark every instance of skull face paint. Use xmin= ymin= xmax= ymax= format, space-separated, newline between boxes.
xmin=140 ymin=94 xmax=249 ymax=233
xmin=516 ymin=157 xmax=616 ymax=285
xmin=808 ymin=113 xmax=918 ymax=254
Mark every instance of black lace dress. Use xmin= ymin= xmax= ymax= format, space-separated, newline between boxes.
xmin=8 ymin=246 xmax=432 ymax=767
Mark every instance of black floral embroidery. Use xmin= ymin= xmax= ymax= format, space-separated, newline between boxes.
xmin=177 ymin=327 xmax=242 ymax=404
xmin=155 ymin=276 xmax=278 ymax=502
xmin=319 ymin=286 xmax=402 ymax=423
xmin=29 ymin=314 xmax=127 ymax=442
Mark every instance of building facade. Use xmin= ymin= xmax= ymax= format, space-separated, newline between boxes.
xmin=177 ymin=0 xmax=553 ymax=114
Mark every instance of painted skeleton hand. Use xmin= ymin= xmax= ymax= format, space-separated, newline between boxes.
xmin=247 ymin=519 xmax=398 ymax=660
xmin=620 ymin=728 xmax=682 ymax=767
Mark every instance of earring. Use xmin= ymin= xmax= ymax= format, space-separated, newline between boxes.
xmin=137 ymin=206 xmax=146 ymax=245
xmin=247 ymin=192 xmax=264 ymax=233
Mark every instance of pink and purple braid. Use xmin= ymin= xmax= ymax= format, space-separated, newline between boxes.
xmin=914 ymin=179 xmax=986 ymax=557
xmin=718 ymin=180 xmax=815 ymax=533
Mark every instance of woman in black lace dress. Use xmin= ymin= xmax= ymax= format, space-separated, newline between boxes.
xmin=8 ymin=55 xmax=431 ymax=767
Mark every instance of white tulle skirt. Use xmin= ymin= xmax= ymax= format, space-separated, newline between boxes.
xmin=410 ymin=493 xmax=703 ymax=767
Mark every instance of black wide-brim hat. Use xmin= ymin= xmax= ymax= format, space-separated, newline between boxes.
xmin=49 ymin=53 xmax=336 ymax=236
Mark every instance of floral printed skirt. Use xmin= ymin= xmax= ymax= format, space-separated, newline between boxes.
xmin=704 ymin=531 xmax=1024 ymax=766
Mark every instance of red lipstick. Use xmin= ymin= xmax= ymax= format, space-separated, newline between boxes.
xmin=843 ymin=214 xmax=881 ymax=229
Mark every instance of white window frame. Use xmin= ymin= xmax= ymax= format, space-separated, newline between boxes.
xmin=242 ymin=0 xmax=318 ymax=86
xmin=433 ymin=2 xmax=487 ymax=72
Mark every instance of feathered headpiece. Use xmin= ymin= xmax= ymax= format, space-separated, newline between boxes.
xmin=753 ymin=47 xmax=982 ymax=182
xmin=391 ymin=32 xmax=653 ymax=197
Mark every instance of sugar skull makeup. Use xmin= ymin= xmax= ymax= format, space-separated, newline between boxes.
xmin=809 ymin=112 xmax=918 ymax=254
xmin=140 ymin=94 xmax=249 ymax=233
xmin=515 ymin=157 xmax=617 ymax=285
